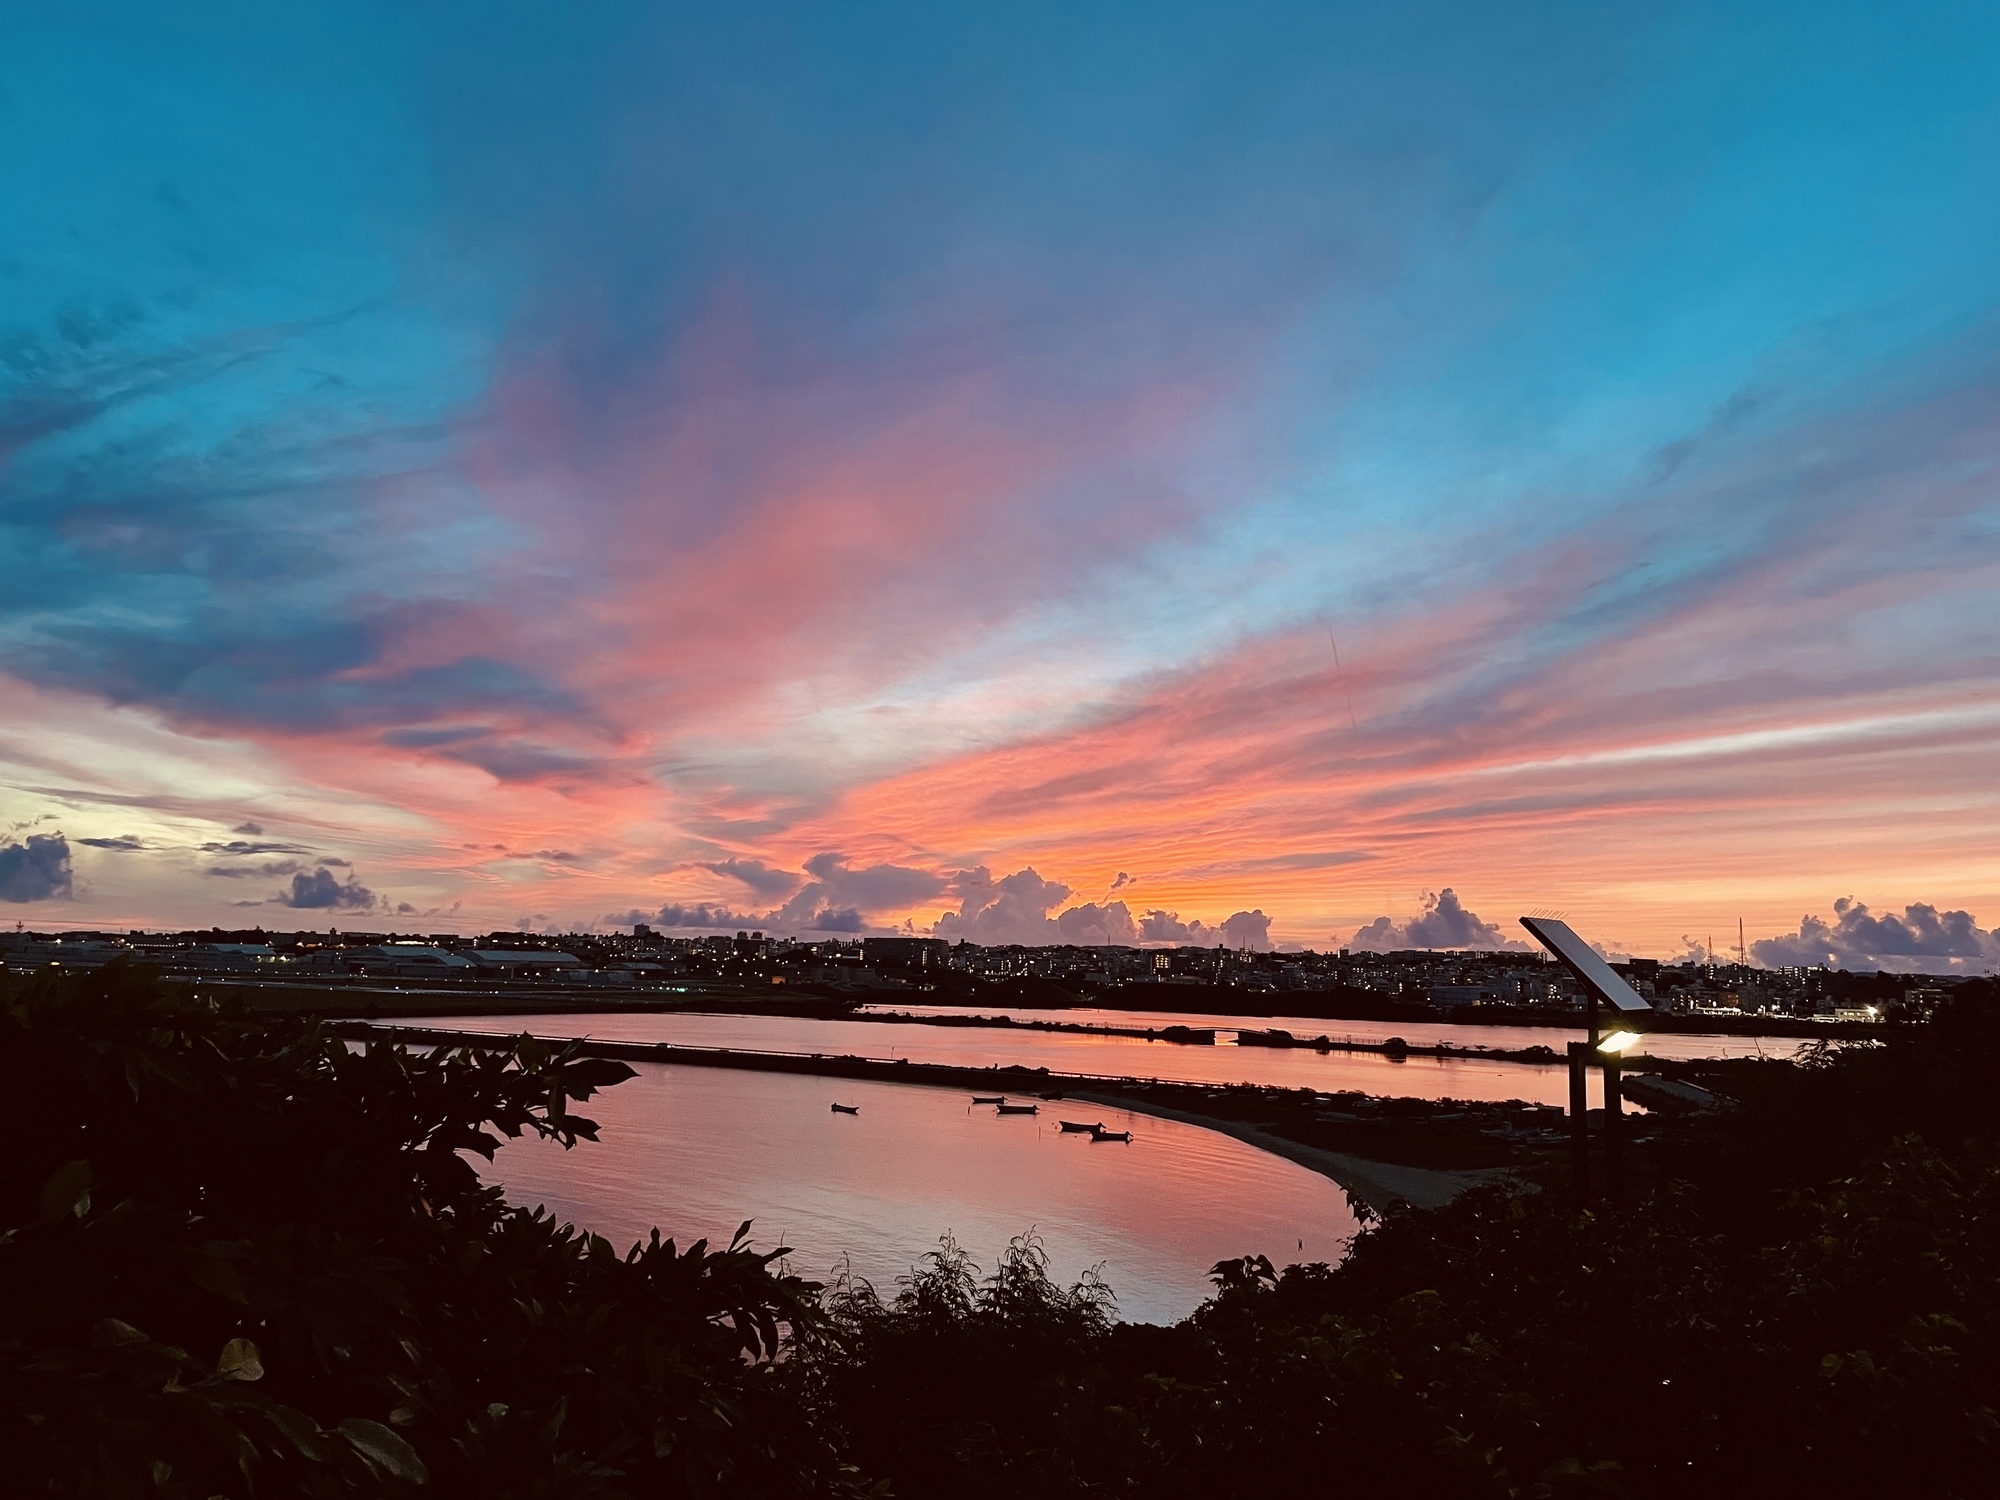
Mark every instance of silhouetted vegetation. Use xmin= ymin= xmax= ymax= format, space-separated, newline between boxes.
xmin=8 ymin=966 xmax=1995 ymax=1496
xmin=808 ymin=981 xmax=1999 ymax=1498
xmin=1 ymin=963 xmax=846 ymax=1496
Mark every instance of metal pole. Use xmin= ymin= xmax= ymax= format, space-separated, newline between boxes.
xmin=1567 ymin=1041 xmax=1591 ymax=1202
xmin=1603 ymin=1056 xmax=1623 ymax=1203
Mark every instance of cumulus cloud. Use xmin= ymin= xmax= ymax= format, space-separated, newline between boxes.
xmin=1348 ymin=889 xmax=1528 ymax=952
xmin=771 ymin=853 xmax=944 ymax=931
xmin=1139 ymin=909 xmax=1214 ymax=944
xmin=1055 ymin=900 xmax=1139 ymax=946
xmin=0 ymin=833 xmax=74 ymax=902
xmin=804 ymin=906 xmax=867 ymax=932
xmin=1219 ymin=910 xmax=1273 ymax=951
xmin=607 ymin=853 xmax=941 ymax=935
xmin=275 ymin=866 xmax=378 ymax=910
xmin=1751 ymin=897 xmax=2000 ymax=974
xmin=934 ymin=867 xmax=1072 ymax=945
xmin=233 ymin=821 xmax=264 ymax=835
xmin=1123 ymin=905 xmax=1272 ymax=949
xmin=658 ymin=903 xmax=759 ymax=930
xmin=607 ymin=902 xmax=763 ymax=931
xmin=700 ymin=857 xmax=803 ymax=899
xmin=77 ymin=834 xmax=146 ymax=851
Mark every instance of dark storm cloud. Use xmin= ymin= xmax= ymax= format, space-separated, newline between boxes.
xmin=0 ymin=834 xmax=74 ymax=902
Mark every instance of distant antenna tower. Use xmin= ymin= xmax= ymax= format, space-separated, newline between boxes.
xmin=1738 ymin=917 xmax=1746 ymax=967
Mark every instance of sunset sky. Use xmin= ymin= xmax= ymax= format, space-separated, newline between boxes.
xmin=5 ymin=2 xmax=1999 ymax=967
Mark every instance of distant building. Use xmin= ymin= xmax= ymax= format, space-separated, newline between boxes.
xmin=345 ymin=944 xmax=475 ymax=979
xmin=865 ymin=936 xmax=950 ymax=970
xmin=0 ymin=936 xmax=131 ymax=972
xmin=1430 ymin=984 xmax=1493 ymax=1010
xmin=464 ymin=949 xmax=584 ymax=981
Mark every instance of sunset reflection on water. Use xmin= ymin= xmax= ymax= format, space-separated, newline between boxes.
xmin=484 ymin=1062 xmax=1360 ymax=1324
xmin=413 ymin=1008 xmax=1600 ymax=1106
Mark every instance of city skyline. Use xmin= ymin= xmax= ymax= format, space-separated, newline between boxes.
xmin=4 ymin=3 xmax=2000 ymax=968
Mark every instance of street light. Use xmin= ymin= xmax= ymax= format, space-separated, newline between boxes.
xmin=1520 ymin=918 xmax=1656 ymax=1204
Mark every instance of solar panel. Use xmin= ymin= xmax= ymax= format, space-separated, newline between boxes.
xmin=1519 ymin=917 xmax=1654 ymax=1015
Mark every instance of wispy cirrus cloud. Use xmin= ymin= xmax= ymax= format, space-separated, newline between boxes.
xmin=5 ymin=4 xmax=1998 ymax=953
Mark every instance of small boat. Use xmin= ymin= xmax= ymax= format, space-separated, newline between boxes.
xmin=971 ymin=1095 xmax=1006 ymax=1105
xmin=995 ymin=1102 xmax=1039 ymax=1115
xmin=1058 ymin=1120 xmax=1104 ymax=1133
xmin=1089 ymin=1128 xmax=1132 ymax=1142
xmin=831 ymin=1103 xmax=859 ymax=1115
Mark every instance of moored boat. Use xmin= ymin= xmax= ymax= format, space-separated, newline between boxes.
xmin=971 ymin=1094 xmax=1006 ymax=1105
xmin=1089 ymin=1127 xmax=1132 ymax=1142
xmin=995 ymin=1102 xmax=1039 ymax=1115
xmin=831 ymin=1103 xmax=860 ymax=1114
xmin=1058 ymin=1120 xmax=1104 ymax=1133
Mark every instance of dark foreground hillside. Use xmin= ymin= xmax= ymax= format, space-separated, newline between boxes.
xmin=5 ymin=965 xmax=1994 ymax=1497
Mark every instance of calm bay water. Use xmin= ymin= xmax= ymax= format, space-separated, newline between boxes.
xmin=859 ymin=1002 xmax=1814 ymax=1064
xmin=484 ymin=1061 xmax=1359 ymax=1324
xmin=409 ymin=1008 xmax=1657 ymax=1107
xmin=415 ymin=1004 xmax=1774 ymax=1318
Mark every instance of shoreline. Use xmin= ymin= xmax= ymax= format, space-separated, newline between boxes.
xmin=1065 ymin=1088 xmax=1510 ymax=1213
xmin=202 ymin=974 xmax=1869 ymax=1044
xmin=334 ymin=1019 xmax=1537 ymax=1216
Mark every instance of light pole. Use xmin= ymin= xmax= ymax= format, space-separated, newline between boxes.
xmin=1522 ymin=918 xmax=1654 ymax=1204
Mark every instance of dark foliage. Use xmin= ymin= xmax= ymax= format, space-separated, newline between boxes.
xmin=809 ymin=984 xmax=2000 ymax=1498
xmin=10 ymin=965 xmax=1996 ymax=1498
xmin=1 ymin=963 xmax=851 ymax=1497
